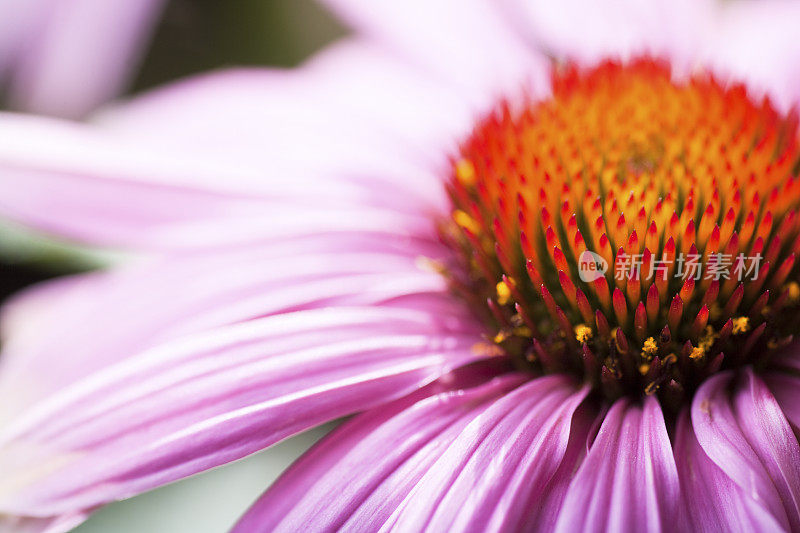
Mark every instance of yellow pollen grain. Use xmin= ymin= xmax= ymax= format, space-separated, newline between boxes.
xmin=689 ymin=326 xmax=719 ymax=360
xmin=698 ymin=326 xmax=717 ymax=352
xmin=496 ymin=280 xmax=512 ymax=305
xmin=493 ymin=331 xmax=509 ymax=344
xmin=690 ymin=346 xmax=705 ymax=360
xmin=639 ymin=363 xmax=651 ymax=375
xmin=453 ymin=210 xmax=480 ymax=234
xmin=642 ymin=337 xmax=658 ymax=357
xmin=787 ymin=282 xmax=800 ymax=304
xmin=574 ymin=324 xmax=593 ymax=343
xmin=644 ymin=381 xmax=660 ymax=396
xmin=732 ymin=316 xmax=750 ymax=335
xmin=455 ymin=159 xmax=476 ymax=186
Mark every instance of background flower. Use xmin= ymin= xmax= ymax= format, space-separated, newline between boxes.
xmin=0 ymin=0 xmax=165 ymax=119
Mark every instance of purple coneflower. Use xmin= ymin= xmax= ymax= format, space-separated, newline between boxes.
xmin=2 ymin=1 xmax=800 ymax=531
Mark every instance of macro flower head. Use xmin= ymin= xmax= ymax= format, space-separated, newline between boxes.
xmin=2 ymin=1 xmax=800 ymax=532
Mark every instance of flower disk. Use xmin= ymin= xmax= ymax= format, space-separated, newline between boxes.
xmin=443 ymin=59 xmax=800 ymax=404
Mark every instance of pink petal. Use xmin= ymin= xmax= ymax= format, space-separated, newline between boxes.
xmin=385 ymin=377 xmax=592 ymax=532
xmin=766 ymin=372 xmax=800 ymax=432
xmin=0 ymin=40 xmax=482 ymax=249
xmin=0 ymin=511 xmax=89 ymax=533
xmin=769 ymin=342 xmax=800 ymax=375
xmin=691 ymin=369 xmax=800 ymax=530
xmin=0 ymin=112 xmax=277 ymax=248
xmin=675 ymin=410 xmax=786 ymax=532
xmin=7 ymin=0 xmax=165 ymax=118
xmin=498 ymin=0 xmax=715 ymax=71
xmin=97 ymin=38 xmax=492 ymax=227
xmin=235 ymin=372 xmax=591 ymax=532
xmin=0 ymin=302 xmax=487 ymax=518
xmin=0 ymin=210 xmax=481 ymax=523
xmin=0 ymin=113 xmax=443 ymax=249
xmin=700 ymin=0 xmax=800 ymax=111
xmin=318 ymin=1 xmax=549 ymax=107
xmin=0 ymin=239 xmax=456 ymax=418
xmin=0 ymin=2 xmax=50 ymax=76
xmin=502 ymin=0 xmax=800 ymax=111
xmin=553 ymin=395 xmax=682 ymax=532
xmin=102 ymin=40 xmax=477 ymax=184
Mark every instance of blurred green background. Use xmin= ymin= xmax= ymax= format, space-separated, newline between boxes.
xmin=1 ymin=1 xmax=345 ymax=531
xmin=131 ymin=0 xmax=345 ymax=90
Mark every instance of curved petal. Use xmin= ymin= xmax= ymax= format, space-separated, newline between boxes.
xmin=234 ymin=364 xmax=525 ymax=532
xmin=0 ymin=110 xmax=445 ymax=250
xmin=700 ymin=0 xmax=800 ymax=111
xmin=0 ymin=200 xmax=485 ymax=523
xmin=553 ymin=395 xmax=682 ymax=532
xmin=497 ymin=0 xmax=715 ymax=71
xmin=101 ymin=41 xmax=477 ymax=180
xmin=0 ymin=39 xmax=484 ymax=249
xmin=765 ymin=372 xmax=800 ymax=432
xmin=384 ymin=377 xmax=592 ymax=532
xmin=235 ymin=373 xmax=592 ymax=532
xmin=0 ymin=112 xmax=271 ymax=248
xmin=96 ymin=39 xmax=489 ymax=223
xmin=768 ymin=341 xmax=800 ymax=375
xmin=0 ymin=1 xmax=49 ymax=76
xmin=0 ymin=238 xmax=456 ymax=417
xmin=6 ymin=0 xmax=165 ymax=118
xmin=675 ymin=410 xmax=786 ymax=532
xmin=0 ymin=301 xmax=488 ymax=518
xmin=501 ymin=0 xmax=800 ymax=111
xmin=691 ymin=369 xmax=800 ymax=531
xmin=0 ymin=512 xmax=89 ymax=533
xmin=318 ymin=1 xmax=549 ymax=107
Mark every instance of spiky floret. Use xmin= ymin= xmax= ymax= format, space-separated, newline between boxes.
xmin=442 ymin=58 xmax=800 ymax=403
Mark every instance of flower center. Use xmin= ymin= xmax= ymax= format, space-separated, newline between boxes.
xmin=442 ymin=58 xmax=800 ymax=404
